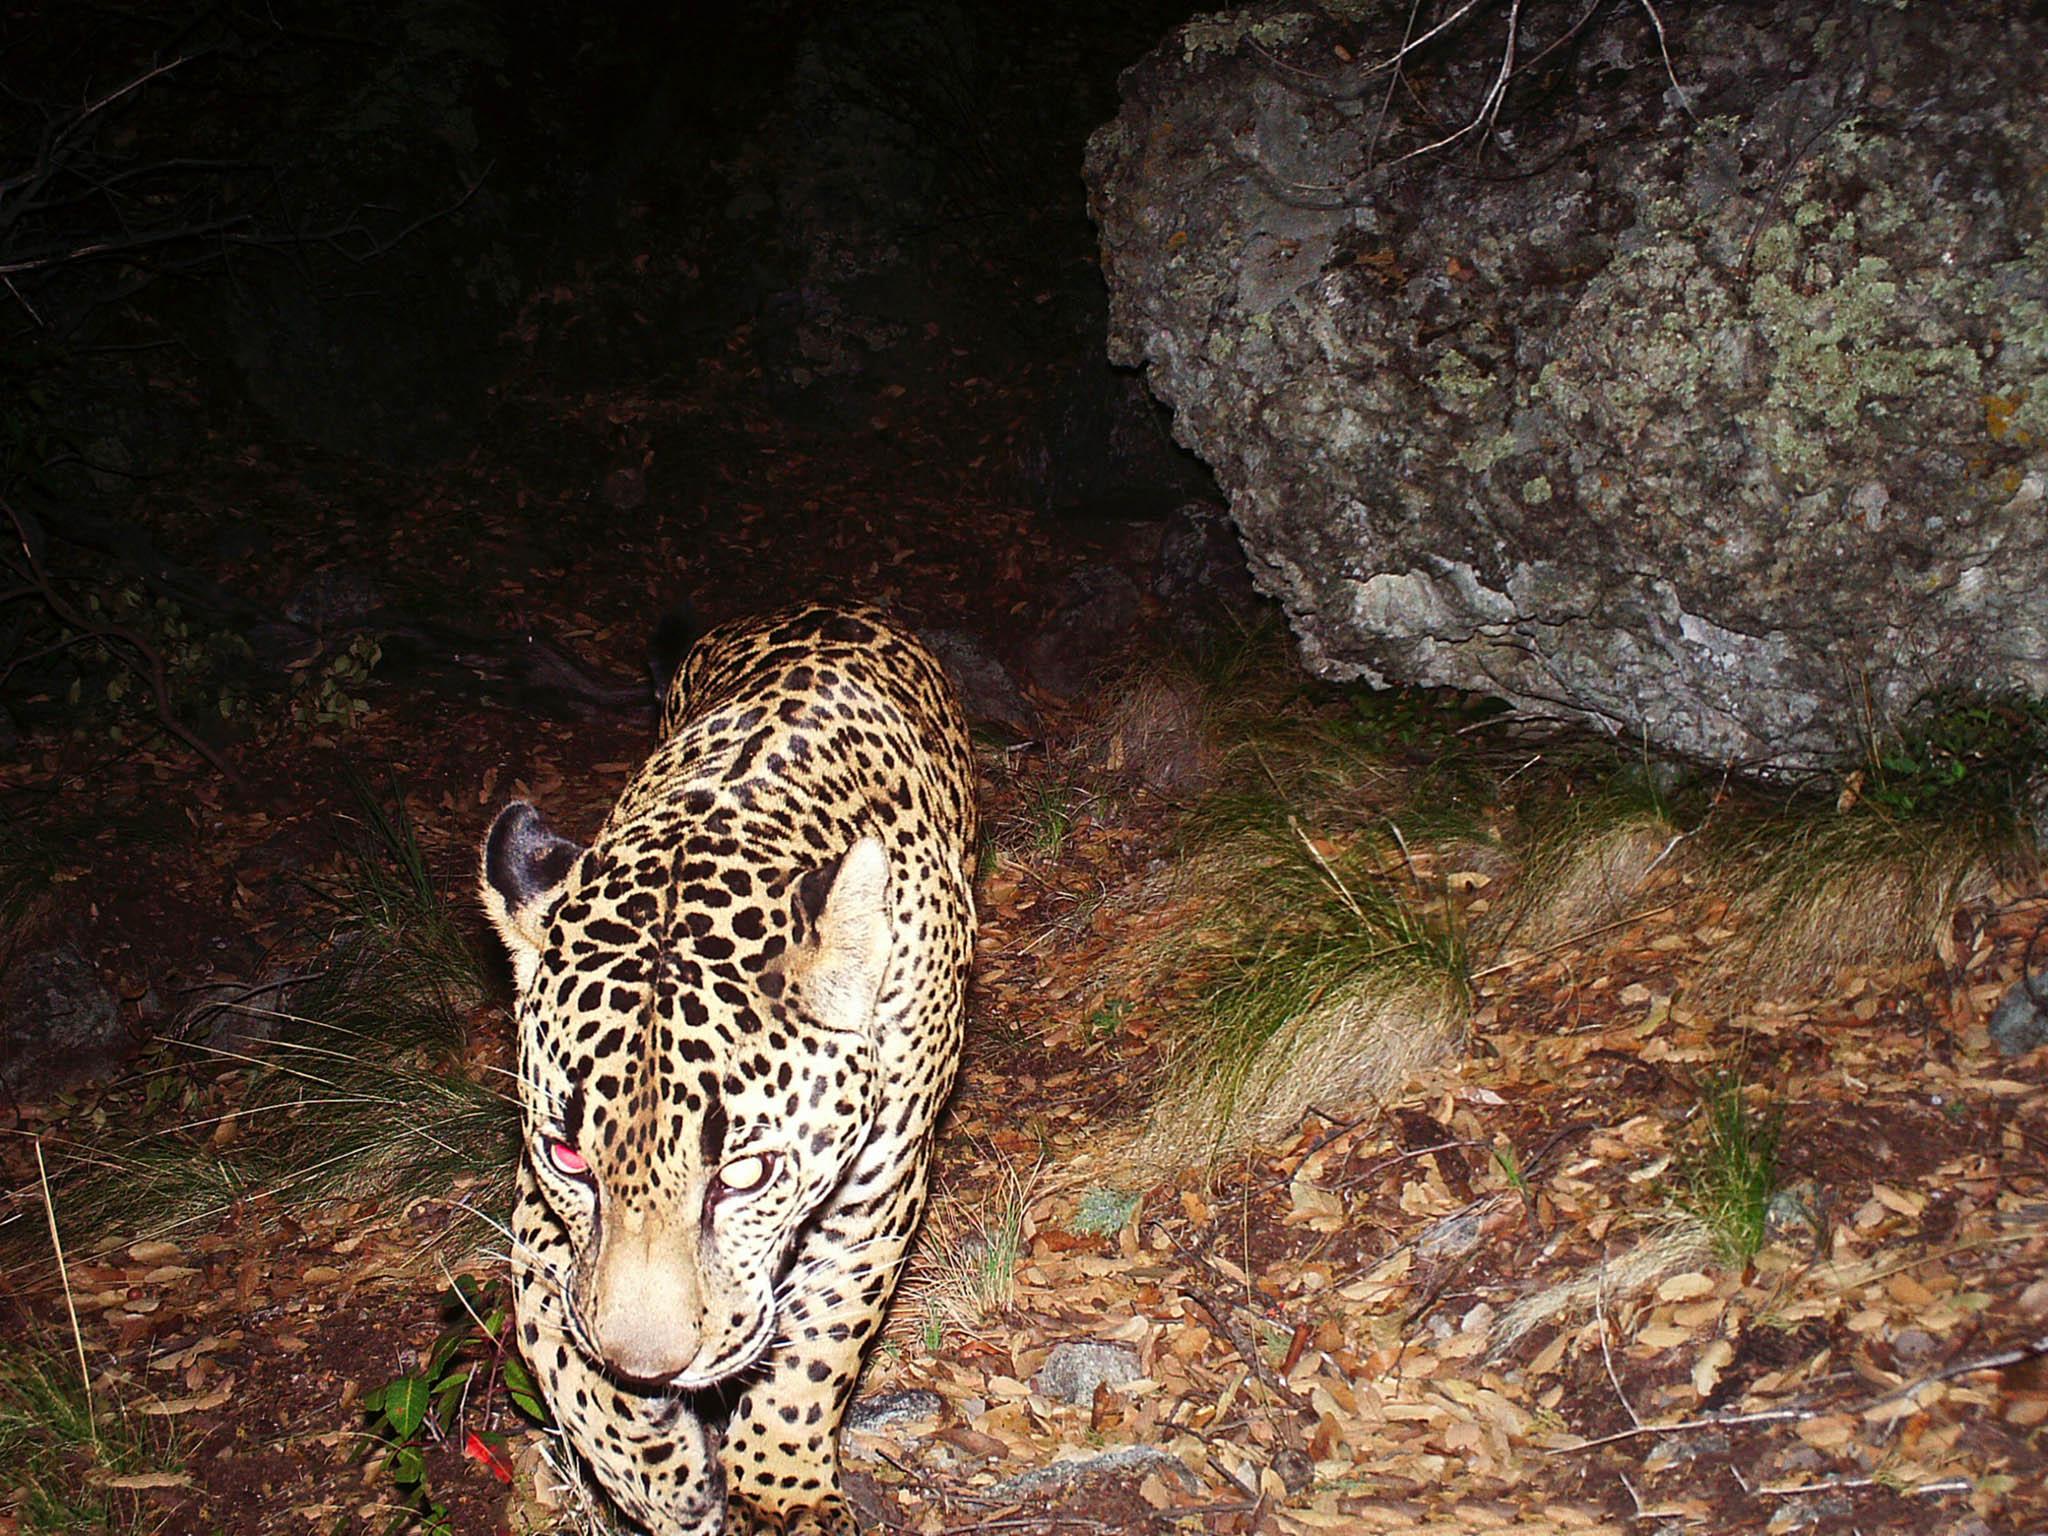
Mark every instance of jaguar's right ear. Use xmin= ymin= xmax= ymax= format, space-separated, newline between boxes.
xmin=481 ymin=801 xmax=584 ymax=971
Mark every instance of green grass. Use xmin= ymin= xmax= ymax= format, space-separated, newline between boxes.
xmin=1081 ymin=638 xmax=1488 ymax=1172
xmin=0 ymin=1339 xmax=185 ymax=1534
xmin=902 ymin=1160 xmax=1038 ymax=1347
xmin=1678 ymin=1073 xmax=1782 ymax=1266
xmin=1000 ymin=776 xmax=1087 ymax=862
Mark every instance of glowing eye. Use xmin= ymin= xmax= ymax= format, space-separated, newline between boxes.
xmin=716 ymin=1153 xmax=774 ymax=1196
xmin=546 ymin=1140 xmax=590 ymax=1179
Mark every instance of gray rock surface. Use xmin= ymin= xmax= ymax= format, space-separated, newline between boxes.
xmin=844 ymin=1389 xmax=946 ymax=1433
xmin=1032 ymin=1339 xmax=1143 ymax=1405
xmin=0 ymin=944 xmax=125 ymax=1093
xmin=1021 ymin=565 xmax=1146 ymax=699
xmin=985 ymin=1444 xmax=1194 ymax=1499
xmin=1085 ymin=1 xmax=2048 ymax=769
xmin=1988 ymin=972 xmax=2048 ymax=1058
xmin=919 ymin=628 xmax=1041 ymax=740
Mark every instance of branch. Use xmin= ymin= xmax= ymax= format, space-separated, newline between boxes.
xmin=1561 ymin=1333 xmax=2048 ymax=1451
xmin=2 ymin=498 xmax=243 ymax=785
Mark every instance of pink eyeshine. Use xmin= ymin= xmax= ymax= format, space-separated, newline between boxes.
xmin=547 ymin=1141 xmax=589 ymax=1177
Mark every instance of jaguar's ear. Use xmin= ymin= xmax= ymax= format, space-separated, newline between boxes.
xmin=481 ymin=801 xmax=584 ymax=967
xmin=792 ymin=837 xmax=892 ymax=1036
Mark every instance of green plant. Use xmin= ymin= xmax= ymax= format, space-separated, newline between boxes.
xmin=1490 ymin=1140 xmax=1530 ymax=1198
xmin=1862 ymin=692 xmax=2048 ymax=825
xmin=1010 ymin=777 xmax=1081 ymax=861
xmin=292 ymin=635 xmax=381 ymax=730
xmin=1083 ymin=998 xmax=1130 ymax=1044
xmin=1069 ymin=1186 xmax=1141 ymax=1238
xmin=361 ymin=1276 xmax=545 ymax=1534
xmin=0 ymin=1338 xmax=184 ymax=1534
xmin=1678 ymin=1073 xmax=1782 ymax=1266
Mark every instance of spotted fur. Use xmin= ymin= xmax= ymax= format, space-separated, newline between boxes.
xmin=481 ymin=604 xmax=977 ymax=1534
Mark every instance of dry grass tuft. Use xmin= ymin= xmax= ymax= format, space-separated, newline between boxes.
xmin=1113 ymin=815 xmax=1472 ymax=1178
xmin=1132 ymin=958 xmax=1468 ymax=1174
xmin=1702 ymin=805 xmax=2004 ymax=1000
xmin=1489 ymin=1215 xmax=1716 ymax=1355
xmin=894 ymin=1157 xmax=1041 ymax=1351
xmin=1087 ymin=658 xmax=1219 ymax=797
xmin=1490 ymin=808 xmax=1682 ymax=954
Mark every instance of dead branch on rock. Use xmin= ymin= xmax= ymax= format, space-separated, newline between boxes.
xmin=1232 ymin=0 xmax=1691 ymax=209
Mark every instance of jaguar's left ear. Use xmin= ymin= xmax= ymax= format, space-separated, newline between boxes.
xmin=481 ymin=801 xmax=584 ymax=970
xmin=791 ymin=836 xmax=892 ymax=1036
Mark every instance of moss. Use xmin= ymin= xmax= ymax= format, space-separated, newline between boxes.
xmin=1749 ymin=251 xmax=1983 ymax=485
xmin=1997 ymin=301 xmax=2048 ymax=443
xmin=1457 ymin=429 xmax=1519 ymax=474
xmin=1521 ymin=475 xmax=1553 ymax=505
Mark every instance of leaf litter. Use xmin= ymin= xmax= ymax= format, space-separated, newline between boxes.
xmin=0 ymin=265 xmax=2043 ymax=1536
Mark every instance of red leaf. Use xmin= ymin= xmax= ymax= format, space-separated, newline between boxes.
xmin=464 ymin=1432 xmax=514 ymax=1484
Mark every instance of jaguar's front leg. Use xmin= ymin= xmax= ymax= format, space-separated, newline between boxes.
xmin=721 ymin=1157 xmax=933 ymax=1534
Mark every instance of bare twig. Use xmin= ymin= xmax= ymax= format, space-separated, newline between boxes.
xmin=35 ymin=1136 xmax=97 ymax=1446
xmin=1180 ymin=1285 xmax=1313 ymax=1413
xmin=1562 ymin=1333 xmax=2048 ymax=1451
xmin=3 ymin=497 xmax=243 ymax=784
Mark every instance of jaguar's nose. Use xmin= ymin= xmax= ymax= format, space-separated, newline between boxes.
xmin=588 ymin=1230 xmax=708 ymax=1382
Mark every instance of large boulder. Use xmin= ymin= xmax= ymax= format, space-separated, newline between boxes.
xmin=1085 ymin=1 xmax=2048 ymax=769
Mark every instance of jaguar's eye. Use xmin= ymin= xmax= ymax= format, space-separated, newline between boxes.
xmin=715 ymin=1152 xmax=776 ymax=1197
xmin=545 ymin=1139 xmax=592 ymax=1180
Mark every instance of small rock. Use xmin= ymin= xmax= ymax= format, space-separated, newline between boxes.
xmin=1032 ymin=1339 xmax=1141 ymax=1405
xmin=1269 ymin=1447 xmax=1314 ymax=1495
xmin=919 ymin=628 xmax=1039 ymax=740
xmin=1417 ymin=1206 xmax=1487 ymax=1260
xmin=1987 ymin=972 xmax=2048 ymax=1057
xmin=844 ymin=1389 xmax=944 ymax=1433
xmin=1889 ymin=1328 xmax=1939 ymax=1365
xmin=1020 ymin=566 xmax=1143 ymax=700
xmin=1644 ymin=1431 xmax=1730 ymax=1473
xmin=1764 ymin=1181 xmax=1823 ymax=1246
xmin=602 ymin=465 xmax=647 ymax=511
xmin=0 ymin=943 xmax=125 ymax=1093
xmin=282 ymin=567 xmax=385 ymax=631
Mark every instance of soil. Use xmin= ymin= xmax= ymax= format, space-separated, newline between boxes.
xmin=2 ymin=223 xmax=2045 ymax=1536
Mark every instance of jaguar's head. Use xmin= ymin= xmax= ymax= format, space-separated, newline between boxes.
xmin=481 ymin=800 xmax=893 ymax=1386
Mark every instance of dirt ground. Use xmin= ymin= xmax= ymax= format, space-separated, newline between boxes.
xmin=2 ymin=262 xmax=2045 ymax=1536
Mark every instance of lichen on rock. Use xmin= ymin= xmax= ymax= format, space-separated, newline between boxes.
xmin=1085 ymin=0 xmax=2048 ymax=768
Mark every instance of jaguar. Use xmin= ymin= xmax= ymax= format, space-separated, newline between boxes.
xmin=480 ymin=603 xmax=977 ymax=1533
